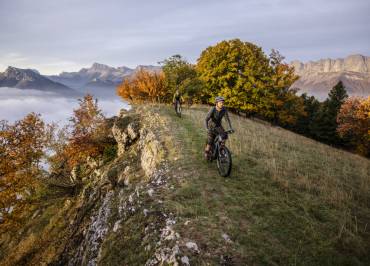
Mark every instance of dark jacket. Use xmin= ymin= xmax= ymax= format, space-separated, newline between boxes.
xmin=205 ymin=106 xmax=232 ymax=130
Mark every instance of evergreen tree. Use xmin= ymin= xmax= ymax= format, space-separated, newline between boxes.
xmin=294 ymin=93 xmax=320 ymax=136
xmin=311 ymin=81 xmax=348 ymax=144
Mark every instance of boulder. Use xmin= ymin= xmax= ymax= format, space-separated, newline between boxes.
xmin=112 ymin=115 xmax=140 ymax=156
xmin=139 ymin=130 xmax=165 ymax=179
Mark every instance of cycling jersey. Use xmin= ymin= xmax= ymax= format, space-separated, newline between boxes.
xmin=205 ymin=106 xmax=232 ymax=130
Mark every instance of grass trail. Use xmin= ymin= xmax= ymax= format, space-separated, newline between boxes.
xmin=156 ymin=104 xmax=370 ymax=266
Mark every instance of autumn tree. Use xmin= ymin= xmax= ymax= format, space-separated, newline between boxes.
xmin=65 ymin=94 xmax=107 ymax=167
xmin=269 ymin=49 xmax=299 ymax=90
xmin=196 ymin=39 xmax=274 ymax=114
xmin=46 ymin=124 xmax=72 ymax=179
xmin=159 ymin=55 xmax=195 ymax=89
xmin=196 ymin=40 xmax=303 ymax=124
xmin=263 ymin=49 xmax=304 ymax=125
xmin=337 ymin=96 xmax=370 ymax=156
xmin=0 ymin=113 xmax=50 ymax=227
xmin=159 ymin=54 xmax=204 ymax=103
xmin=117 ymin=69 xmax=166 ymax=103
xmin=179 ymin=77 xmax=206 ymax=105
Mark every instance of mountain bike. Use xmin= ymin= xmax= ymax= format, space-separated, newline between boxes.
xmin=174 ymin=100 xmax=182 ymax=117
xmin=208 ymin=129 xmax=234 ymax=177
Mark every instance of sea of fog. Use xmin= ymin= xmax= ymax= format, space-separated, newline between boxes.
xmin=0 ymin=87 xmax=130 ymax=124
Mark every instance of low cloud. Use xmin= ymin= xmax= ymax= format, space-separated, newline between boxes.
xmin=0 ymin=87 xmax=129 ymax=124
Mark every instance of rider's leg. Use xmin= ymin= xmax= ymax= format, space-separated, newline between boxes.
xmin=205 ymin=144 xmax=211 ymax=152
xmin=205 ymin=129 xmax=215 ymax=154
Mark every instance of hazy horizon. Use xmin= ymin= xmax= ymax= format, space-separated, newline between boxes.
xmin=2 ymin=53 xmax=370 ymax=77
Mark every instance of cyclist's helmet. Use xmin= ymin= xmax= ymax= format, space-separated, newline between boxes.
xmin=215 ymin=96 xmax=225 ymax=103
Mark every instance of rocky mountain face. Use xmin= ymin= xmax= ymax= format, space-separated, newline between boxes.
xmin=290 ymin=54 xmax=370 ymax=100
xmin=0 ymin=67 xmax=78 ymax=96
xmin=0 ymin=106 xmax=186 ymax=265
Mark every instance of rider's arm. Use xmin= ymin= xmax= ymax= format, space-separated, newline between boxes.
xmin=205 ymin=107 xmax=213 ymax=130
xmin=224 ymin=110 xmax=233 ymax=130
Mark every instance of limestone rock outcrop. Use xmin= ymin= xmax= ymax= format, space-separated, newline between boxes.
xmin=290 ymin=54 xmax=370 ymax=100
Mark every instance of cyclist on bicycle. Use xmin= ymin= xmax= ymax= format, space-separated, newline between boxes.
xmin=204 ymin=96 xmax=234 ymax=159
xmin=173 ymin=89 xmax=183 ymax=113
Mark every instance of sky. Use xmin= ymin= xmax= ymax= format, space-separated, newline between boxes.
xmin=0 ymin=0 xmax=369 ymax=75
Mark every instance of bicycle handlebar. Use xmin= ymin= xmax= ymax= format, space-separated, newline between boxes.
xmin=225 ymin=130 xmax=235 ymax=134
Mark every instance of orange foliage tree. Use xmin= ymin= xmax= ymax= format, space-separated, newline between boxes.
xmin=267 ymin=49 xmax=305 ymax=126
xmin=64 ymin=94 xmax=106 ymax=168
xmin=0 ymin=113 xmax=50 ymax=227
xmin=337 ymin=96 xmax=370 ymax=156
xmin=117 ymin=69 xmax=166 ymax=103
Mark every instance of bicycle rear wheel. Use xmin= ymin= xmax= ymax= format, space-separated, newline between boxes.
xmin=176 ymin=103 xmax=182 ymax=117
xmin=216 ymin=146 xmax=232 ymax=177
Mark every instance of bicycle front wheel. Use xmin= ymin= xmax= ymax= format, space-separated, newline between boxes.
xmin=216 ymin=146 xmax=232 ymax=177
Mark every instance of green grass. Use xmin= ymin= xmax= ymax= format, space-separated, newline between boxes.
xmin=1 ymin=104 xmax=368 ymax=265
xmin=156 ymin=104 xmax=370 ymax=265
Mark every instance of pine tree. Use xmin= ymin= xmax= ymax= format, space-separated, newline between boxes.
xmin=294 ymin=93 xmax=320 ymax=136
xmin=311 ymin=81 xmax=348 ymax=144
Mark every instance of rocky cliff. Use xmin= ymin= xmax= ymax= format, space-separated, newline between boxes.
xmin=290 ymin=54 xmax=370 ymax=100
xmin=291 ymin=55 xmax=370 ymax=75
xmin=0 ymin=106 xmax=189 ymax=265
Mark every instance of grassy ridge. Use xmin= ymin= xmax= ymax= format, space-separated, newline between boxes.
xmin=157 ymin=104 xmax=370 ymax=265
xmin=1 ymin=104 xmax=368 ymax=265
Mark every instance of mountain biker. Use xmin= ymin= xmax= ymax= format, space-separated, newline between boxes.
xmin=173 ymin=89 xmax=183 ymax=113
xmin=204 ymin=96 xmax=234 ymax=159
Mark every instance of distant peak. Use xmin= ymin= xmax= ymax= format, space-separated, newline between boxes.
xmin=5 ymin=66 xmax=19 ymax=72
xmin=91 ymin=62 xmax=112 ymax=70
xmin=117 ymin=65 xmax=132 ymax=71
xmin=5 ymin=66 xmax=26 ymax=75
xmin=5 ymin=66 xmax=40 ymax=74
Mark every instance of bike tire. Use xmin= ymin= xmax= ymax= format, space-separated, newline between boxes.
xmin=216 ymin=146 xmax=232 ymax=177
xmin=177 ymin=104 xmax=182 ymax=117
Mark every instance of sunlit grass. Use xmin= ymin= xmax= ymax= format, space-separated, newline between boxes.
xmin=157 ymin=104 xmax=370 ymax=265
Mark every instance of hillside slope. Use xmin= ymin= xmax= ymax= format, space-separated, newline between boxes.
xmin=0 ymin=105 xmax=369 ymax=265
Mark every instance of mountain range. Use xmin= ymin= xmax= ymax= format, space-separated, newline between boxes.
xmin=0 ymin=67 xmax=79 ymax=96
xmin=2 ymin=55 xmax=369 ymax=101
xmin=0 ymin=63 xmax=161 ymax=98
xmin=48 ymin=63 xmax=161 ymax=89
xmin=290 ymin=54 xmax=370 ymax=100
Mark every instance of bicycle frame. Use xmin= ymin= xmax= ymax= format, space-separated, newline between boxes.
xmin=211 ymin=133 xmax=227 ymax=160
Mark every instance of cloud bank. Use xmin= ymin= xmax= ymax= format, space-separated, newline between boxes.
xmin=0 ymin=87 xmax=128 ymax=124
